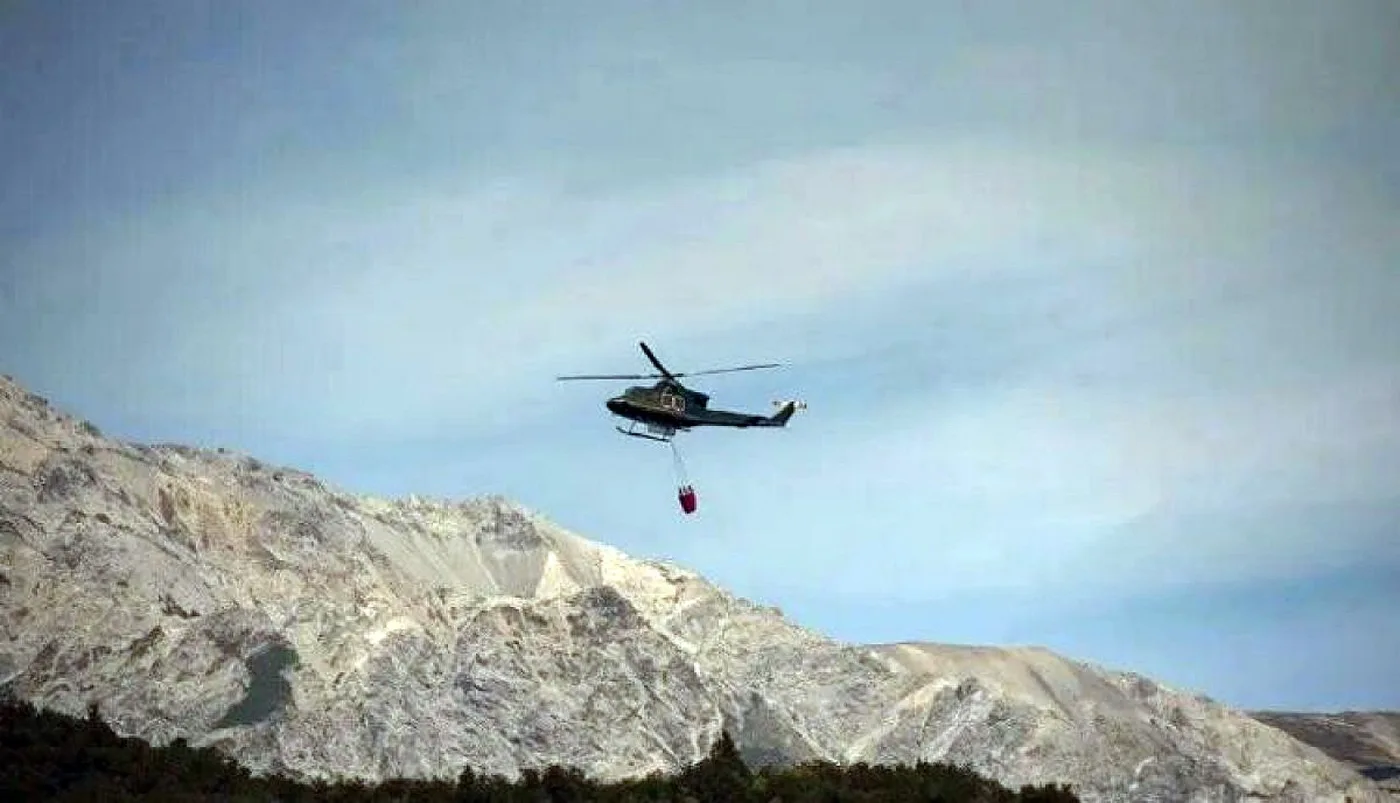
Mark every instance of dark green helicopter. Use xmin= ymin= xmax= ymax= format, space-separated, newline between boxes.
xmin=557 ymin=341 xmax=805 ymax=442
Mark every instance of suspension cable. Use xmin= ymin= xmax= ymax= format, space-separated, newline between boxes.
xmin=669 ymin=439 xmax=689 ymax=487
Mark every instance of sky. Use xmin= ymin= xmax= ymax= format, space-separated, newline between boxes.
xmin=2 ymin=1 xmax=1398 ymax=712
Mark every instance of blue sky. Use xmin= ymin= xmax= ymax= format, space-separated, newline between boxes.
xmin=3 ymin=1 xmax=1397 ymax=712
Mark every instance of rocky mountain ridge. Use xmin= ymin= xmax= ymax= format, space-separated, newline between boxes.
xmin=0 ymin=373 xmax=1386 ymax=802
xmin=1250 ymin=711 xmax=1400 ymax=797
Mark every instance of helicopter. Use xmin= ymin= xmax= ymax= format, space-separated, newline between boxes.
xmin=556 ymin=341 xmax=805 ymax=443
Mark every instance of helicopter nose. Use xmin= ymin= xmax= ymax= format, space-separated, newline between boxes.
xmin=606 ymin=398 xmax=624 ymax=414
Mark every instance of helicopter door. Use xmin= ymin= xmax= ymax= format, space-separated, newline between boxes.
xmin=659 ymin=390 xmax=685 ymax=412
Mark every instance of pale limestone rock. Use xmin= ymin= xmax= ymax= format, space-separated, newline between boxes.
xmin=0 ymin=374 xmax=1385 ymax=802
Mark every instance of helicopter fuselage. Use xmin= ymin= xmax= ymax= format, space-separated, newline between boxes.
xmin=606 ymin=381 xmax=794 ymax=431
xmin=606 ymin=382 xmax=707 ymax=429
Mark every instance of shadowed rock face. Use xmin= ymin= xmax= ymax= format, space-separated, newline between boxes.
xmin=0 ymin=373 xmax=1388 ymax=802
xmin=215 ymin=643 xmax=298 ymax=729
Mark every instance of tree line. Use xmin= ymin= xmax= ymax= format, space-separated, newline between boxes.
xmin=0 ymin=694 xmax=1080 ymax=802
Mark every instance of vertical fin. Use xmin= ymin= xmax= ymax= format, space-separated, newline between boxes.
xmin=769 ymin=400 xmax=805 ymax=425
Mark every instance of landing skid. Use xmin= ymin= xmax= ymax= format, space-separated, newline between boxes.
xmin=616 ymin=420 xmax=676 ymax=443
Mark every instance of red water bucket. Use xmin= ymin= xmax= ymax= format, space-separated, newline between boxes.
xmin=677 ymin=485 xmax=697 ymax=514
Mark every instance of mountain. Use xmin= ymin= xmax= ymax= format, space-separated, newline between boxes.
xmin=1250 ymin=712 xmax=1400 ymax=797
xmin=0 ymin=372 xmax=1386 ymax=802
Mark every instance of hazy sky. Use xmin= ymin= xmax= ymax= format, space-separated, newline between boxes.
xmin=3 ymin=1 xmax=1397 ymax=711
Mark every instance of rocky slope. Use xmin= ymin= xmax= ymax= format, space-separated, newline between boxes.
xmin=1251 ymin=712 xmax=1400 ymax=796
xmin=0 ymin=373 xmax=1386 ymax=802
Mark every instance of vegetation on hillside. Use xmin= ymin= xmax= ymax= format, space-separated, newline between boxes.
xmin=0 ymin=694 xmax=1080 ymax=801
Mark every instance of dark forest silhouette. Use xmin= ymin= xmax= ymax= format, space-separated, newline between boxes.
xmin=0 ymin=694 xmax=1081 ymax=801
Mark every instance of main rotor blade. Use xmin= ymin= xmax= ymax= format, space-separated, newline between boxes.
xmin=638 ymin=341 xmax=676 ymax=381
xmin=674 ymin=363 xmax=782 ymax=377
xmin=556 ymin=373 xmax=660 ymax=381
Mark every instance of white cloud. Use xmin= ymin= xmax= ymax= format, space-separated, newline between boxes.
xmin=649 ymin=184 xmax=1400 ymax=601
xmin=6 ymin=126 xmax=1396 ymax=460
xmin=672 ymin=362 xmax=1400 ymax=605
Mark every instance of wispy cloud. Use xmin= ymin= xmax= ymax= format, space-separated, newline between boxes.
xmin=9 ymin=131 xmax=1393 ymax=447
